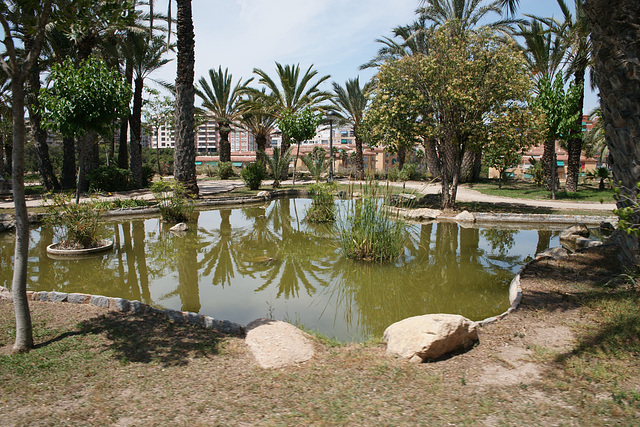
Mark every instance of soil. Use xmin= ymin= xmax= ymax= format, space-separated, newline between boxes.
xmin=1 ymin=245 xmax=638 ymax=425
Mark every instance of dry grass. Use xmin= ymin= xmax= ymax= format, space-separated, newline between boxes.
xmin=1 ymin=246 xmax=639 ymax=426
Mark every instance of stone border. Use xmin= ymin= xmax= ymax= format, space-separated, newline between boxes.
xmin=477 ymin=263 xmax=525 ymax=327
xmin=46 ymin=239 xmax=114 ymax=256
xmin=19 ymin=289 xmax=244 ymax=336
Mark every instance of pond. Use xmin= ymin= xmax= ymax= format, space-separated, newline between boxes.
xmin=0 ymin=198 xmax=561 ymax=341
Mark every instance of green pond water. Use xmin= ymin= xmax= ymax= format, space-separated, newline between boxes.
xmin=0 ymin=198 xmax=561 ymax=341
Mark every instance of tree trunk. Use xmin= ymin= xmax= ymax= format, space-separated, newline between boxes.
xmin=354 ymin=136 xmax=364 ymax=180
xmin=460 ymin=149 xmax=481 ymax=183
xmin=79 ymin=131 xmax=98 ymax=192
xmin=173 ymin=0 xmax=198 ymax=196
xmin=218 ymin=126 xmax=231 ymax=163
xmin=255 ymin=134 xmax=267 ymax=153
xmin=61 ymin=136 xmax=76 ymax=190
xmin=25 ymin=48 xmax=59 ymax=191
xmin=542 ymin=139 xmax=559 ymax=191
xmin=118 ymin=61 xmax=133 ymax=170
xmin=10 ymin=77 xmax=34 ymax=353
xmin=586 ymin=0 xmax=640 ymax=264
xmin=565 ymin=69 xmax=586 ymax=192
xmin=423 ymin=138 xmax=440 ymax=178
xmin=439 ymin=139 xmax=461 ymax=211
xmin=397 ymin=144 xmax=406 ymax=171
xmin=129 ymin=76 xmax=144 ymax=188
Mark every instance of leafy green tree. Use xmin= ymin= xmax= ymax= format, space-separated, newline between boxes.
xmin=484 ymin=105 xmax=543 ymax=188
xmin=276 ymin=107 xmax=321 ymax=185
xmin=196 ymin=66 xmax=252 ymax=163
xmin=532 ymin=75 xmax=582 ymax=195
xmin=142 ymin=88 xmax=174 ymax=175
xmin=39 ymin=56 xmax=132 ymax=203
xmin=331 ymin=77 xmax=374 ymax=180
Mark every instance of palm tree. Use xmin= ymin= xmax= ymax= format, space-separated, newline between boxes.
xmin=251 ymin=63 xmax=331 ymax=153
xmin=260 ymin=146 xmax=292 ymax=188
xmin=124 ymin=33 xmax=172 ymax=187
xmin=173 ymin=0 xmax=198 ymax=195
xmin=515 ymin=20 xmax=563 ymax=85
xmin=360 ymin=19 xmax=433 ymax=70
xmin=417 ymin=0 xmax=520 ymax=34
xmin=196 ymin=67 xmax=252 ymax=163
xmin=585 ymin=0 xmax=640 ymax=264
xmin=331 ymin=77 xmax=374 ymax=180
xmin=238 ymin=89 xmax=277 ymax=154
xmin=582 ymin=108 xmax=607 ymax=163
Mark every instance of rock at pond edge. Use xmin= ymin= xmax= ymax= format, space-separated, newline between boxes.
xmin=383 ymin=314 xmax=479 ymax=363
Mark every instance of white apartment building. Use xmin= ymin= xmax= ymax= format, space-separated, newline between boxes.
xmin=270 ymin=125 xmax=355 ymax=147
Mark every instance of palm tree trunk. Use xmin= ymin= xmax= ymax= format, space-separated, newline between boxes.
xmin=397 ymin=144 xmax=406 ymax=171
xmin=439 ymin=139 xmax=461 ymax=210
xmin=586 ymin=0 xmax=640 ymax=264
xmin=542 ymin=139 xmax=559 ymax=191
xmin=10 ymin=76 xmax=34 ymax=353
xmin=218 ymin=126 xmax=231 ymax=163
xmin=565 ymin=69 xmax=585 ymax=192
xmin=118 ymin=60 xmax=133 ymax=170
xmin=423 ymin=138 xmax=440 ymax=178
xmin=129 ymin=76 xmax=144 ymax=188
xmin=355 ymin=136 xmax=364 ymax=180
xmin=173 ymin=0 xmax=199 ymax=196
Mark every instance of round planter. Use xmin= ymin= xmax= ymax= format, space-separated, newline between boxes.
xmin=46 ymin=239 xmax=114 ymax=259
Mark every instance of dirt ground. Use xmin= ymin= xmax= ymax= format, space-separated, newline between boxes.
xmin=1 ymin=245 xmax=639 ymax=426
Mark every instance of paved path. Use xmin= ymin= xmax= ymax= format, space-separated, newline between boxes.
xmin=0 ymin=178 xmax=617 ymax=212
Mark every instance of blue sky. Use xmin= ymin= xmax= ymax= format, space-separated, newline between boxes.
xmin=151 ymin=0 xmax=598 ymax=113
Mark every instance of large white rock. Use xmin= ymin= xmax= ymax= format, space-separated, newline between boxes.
xmin=454 ymin=210 xmax=476 ymax=222
xmin=169 ymin=222 xmax=189 ymax=232
xmin=383 ymin=314 xmax=479 ymax=363
xmin=559 ymin=223 xmax=589 ymax=241
xmin=245 ymin=319 xmax=315 ymax=369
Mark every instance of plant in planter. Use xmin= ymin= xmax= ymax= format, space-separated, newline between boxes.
xmin=44 ymin=194 xmax=109 ymax=250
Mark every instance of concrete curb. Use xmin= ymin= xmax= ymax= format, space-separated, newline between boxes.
xmin=13 ymin=289 xmax=244 ymax=336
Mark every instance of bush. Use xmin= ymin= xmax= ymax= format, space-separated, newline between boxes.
xmin=241 ymin=161 xmax=267 ymax=190
xmin=151 ymin=180 xmax=195 ymax=223
xmin=305 ymin=183 xmax=335 ymax=223
xmin=142 ymin=165 xmax=155 ymax=187
xmin=217 ymin=162 xmax=235 ymax=179
xmin=88 ymin=165 xmax=131 ymax=192
xmin=336 ymin=180 xmax=408 ymax=262
xmin=44 ymin=193 xmax=108 ymax=249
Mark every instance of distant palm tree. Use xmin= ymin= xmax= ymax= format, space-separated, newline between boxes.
xmin=331 ymin=77 xmax=374 ymax=180
xmin=251 ymin=63 xmax=331 ymax=153
xmin=196 ymin=67 xmax=252 ymax=163
xmin=238 ymin=90 xmax=278 ymax=154
xmin=125 ymin=33 xmax=172 ymax=187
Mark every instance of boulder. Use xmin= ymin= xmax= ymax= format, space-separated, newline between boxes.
xmin=257 ymin=191 xmax=271 ymax=199
xmin=559 ymin=224 xmax=589 ymax=241
xmin=455 ymin=211 xmax=476 ymax=223
xmin=575 ymin=236 xmax=602 ymax=249
xmin=600 ymin=221 xmax=615 ymax=236
xmin=245 ymin=318 xmax=315 ymax=368
xmin=536 ymin=247 xmax=569 ymax=260
xmin=393 ymin=207 xmax=442 ymax=221
xmin=390 ymin=193 xmax=417 ymax=207
xmin=383 ymin=314 xmax=479 ymax=363
xmin=169 ymin=222 xmax=189 ymax=233
xmin=0 ymin=286 xmax=11 ymax=300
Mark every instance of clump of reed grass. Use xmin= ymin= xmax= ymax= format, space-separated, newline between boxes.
xmin=336 ymin=179 xmax=407 ymax=262
xmin=151 ymin=180 xmax=194 ymax=223
xmin=304 ymin=183 xmax=335 ymax=223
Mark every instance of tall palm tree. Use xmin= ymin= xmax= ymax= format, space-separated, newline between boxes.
xmin=124 ymin=33 xmax=172 ymax=187
xmin=173 ymin=0 xmax=198 ymax=195
xmin=417 ymin=0 xmax=520 ymax=35
xmin=331 ymin=77 xmax=374 ymax=180
xmin=585 ymin=0 xmax=640 ymax=264
xmin=196 ymin=67 xmax=252 ymax=163
xmin=515 ymin=20 xmax=564 ymax=85
xmin=251 ymin=63 xmax=331 ymax=153
xmin=360 ymin=19 xmax=433 ymax=70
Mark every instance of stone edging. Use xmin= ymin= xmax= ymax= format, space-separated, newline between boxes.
xmin=20 ymin=289 xmax=244 ymax=336
xmin=477 ymin=263 xmax=525 ymax=327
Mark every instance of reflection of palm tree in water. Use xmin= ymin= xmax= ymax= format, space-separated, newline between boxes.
xmin=253 ymin=198 xmax=335 ymax=299
xmin=198 ymin=209 xmax=244 ymax=288
xmin=175 ymin=212 xmax=201 ymax=312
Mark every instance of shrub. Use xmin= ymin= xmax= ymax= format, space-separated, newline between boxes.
xmin=529 ymin=157 xmax=545 ymax=186
xmin=44 ymin=193 xmax=108 ymax=249
xmin=142 ymin=165 xmax=155 ymax=187
xmin=88 ymin=165 xmax=131 ymax=192
xmin=151 ymin=180 xmax=195 ymax=223
xmin=241 ymin=161 xmax=267 ymax=190
xmin=336 ymin=180 xmax=408 ymax=262
xmin=217 ymin=162 xmax=235 ymax=179
xmin=305 ymin=183 xmax=335 ymax=223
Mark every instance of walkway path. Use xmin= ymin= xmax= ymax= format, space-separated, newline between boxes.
xmin=0 ymin=178 xmax=617 ymax=212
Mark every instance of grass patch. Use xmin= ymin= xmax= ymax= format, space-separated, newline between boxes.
xmin=469 ymin=180 xmax=615 ymax=203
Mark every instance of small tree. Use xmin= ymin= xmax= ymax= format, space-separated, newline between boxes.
xmin=39 ymin=56 xmax=131 ymax=203
xmin=276 ymin=107 xmax=321 ymax=185
xmin=142 ymin=88 xmax=174 ymax=176
xmin=259 ymin=146 xmax=292 ymax=188
xmin=484 ymin=105 xmax=543 ymax=188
